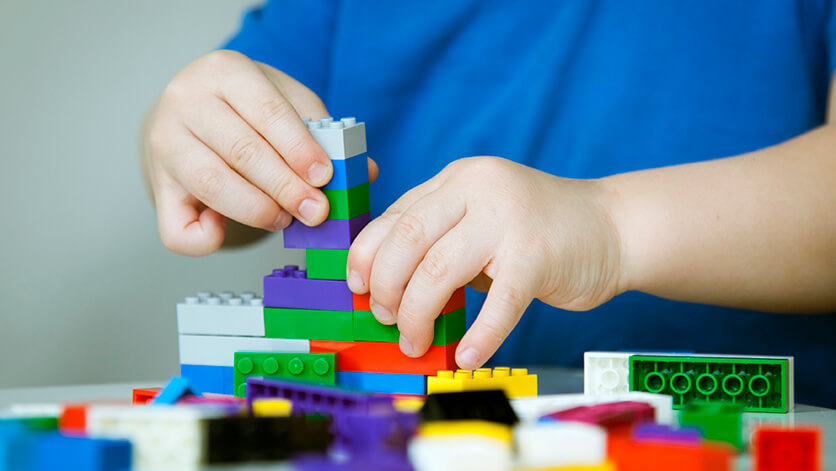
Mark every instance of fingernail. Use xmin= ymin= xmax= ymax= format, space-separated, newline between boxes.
xmin=307 ymin=162 xmax=330 ymax=186
xmin=298 ymin=198 xmax=322 ymax=223
xmin=347 ymin=270 xmax=364 ymax=292
xmin=370 ymin=299 xmax=394 ymax=324
xmin=459 ymin=347 xmax=481 ymax=369
xmin=269 ymin=212 xmax=291 ymax=231
xmin=399 ymin=335 xmax=415 ymax=357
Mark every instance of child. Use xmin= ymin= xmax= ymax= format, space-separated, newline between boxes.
xmin=141 ymin=1 xmax=836 ymax=407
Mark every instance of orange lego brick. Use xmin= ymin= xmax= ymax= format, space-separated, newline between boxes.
xmin=608 ymin=436 xmax=734 ymax=471
xmin=311 ymin=339 xmax=459 ymax=375
xmin=753 ymin=426 xmax=821 ymax=471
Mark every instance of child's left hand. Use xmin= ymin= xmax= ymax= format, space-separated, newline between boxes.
xmin=346 ymin=157 xmax=625 ymax=369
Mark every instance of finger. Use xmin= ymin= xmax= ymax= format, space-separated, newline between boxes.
xmin=152 ymin=168 xmax=227 ymax=256
xmin=218 ymin=58 xmax=333 ymax=187
xmin=396 ymin=216 xmax=495 ymax=357
xmin=366 ymin=189 xmax=466 ymax=326
xmin=162 ymin=132 xmax=288 ymax=231
xmin=185 ymin=99 xmax=329 ymax=226
xmin=368 ymin=157 xmax=379 ymax=183
xmin=455 ymin=272 xmax=536 ymax=370
xmin=256 ymin=62 xmax=330 ymax=120
xmin=346 ymin=174 xmax=447 ymax=296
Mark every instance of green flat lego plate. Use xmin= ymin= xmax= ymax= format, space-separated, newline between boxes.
xmin=233 ymin=352 xmax=336 ymax=397
xmin=629 ymin=354 xmax=789 ymax=413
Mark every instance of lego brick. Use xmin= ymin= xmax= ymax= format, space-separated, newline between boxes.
xmin=263 ymin=265 xmax=354 ymax=311
xmin=178 ymin=334 xmax=309 ymax=367
xmin=0 ymin=423 xmax=34 ymax=471
xmin=337 ymin=371 xmax=426 ymax=395
xmin=510 ymin=392 xmax=674 ymax=425
xmin=608 ymin=437 xmax=733 ymax=471
xmin=545 ymin=401 xmax=655 ymax=430
xmin=337 ymin=410 xmax=417 ymax=457
xmin=264 ymin=306 xmax=354 ymax=340
xmin=59 ymin=404 xmax=89 ymax=435
xmin=753 ymin=426 xmax=822 ymax=471
xmin=353 ymin=307 xmax=466 ymax=345
xmin=323 ymin=153 xmax=368 ymax=190
xmin=283 ymin=213 xmax=371 ymax=249
xmin=151 ymin=377 xmax=202 ymax=405
xmin=632 ymin=423 xmax=702 ymax=445
xmin=514 ymin=421 xmax=607 ymax=469
xmin=132 ymin=388 xmax=160 ymax=405
xmin=584 ymin=351 xmax=632 ymax=394
xmin=293 ymin=453 xmax=414 ymax=471
xmin=427 ymin=367 xmax=537 ymax=398
xmin=180 ymin=364 xmax=228 ymax=395
xmin=420 ymin=390 xmax=518 ymax=425
xmin=393 ymin=397 xmax=425 ymax=413
xmin=86 ymin=405 xmax=228 ymax=470
xmin=323 ymin=182 xmax=370 ymax=220
xmin=679 ymin=402 xmax=743 ymax=450
xmin=408 ymin=433 xmax=512 ymax=471
xmin=418 ymin=420 xmax=512 ymax=443
xmin=30 ymin=434 xmax=131 ymax=471
xmin=307 ymin=117 xmax=366 ymax=159
xmin=311 ymin=339 xmax=459 ymax=375
xmin=252 ymin=398 xmax=293 ymax=417
xmin=234 ymin=352 xmax=336 ymax=397
xmin=306 ymin=248 xmax=349 ymax=280
xmin=206 ymin=415 xmax=331 ymax=464
xmin=0 ymin=416 xmax=58 ymax=433
xmin=353 ymin=292 xmax=370 ymax=310
xmin=629 ymin=354 xmax=791 ymax=412
xmin=176 ymin=291 xmax=264 ymax=337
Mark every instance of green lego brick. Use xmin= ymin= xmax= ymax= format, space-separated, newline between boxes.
xmin=264 ymin=307 xmax=353 ymax=341
xmin=628 ymin=355 xmax=789 ymax=413
xmin=323 ymin=182 xmax=370 ymax=220
xmin=0 ymin=416 xmax=58 ymax=432
xmin=233 ymin=352 xmax=336 ymax=397
xmin=353 ymin=307 xmax=466 ymax=345
xmin=306 ymin=249 xmax=349 ymax=280
xmin=679 ymin=402 xmax=743 ymax=450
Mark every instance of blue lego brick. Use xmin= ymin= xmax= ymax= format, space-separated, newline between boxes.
xmin=322 ymin=154 xmax=368 ymax=190
xmin=152 ymin=376 xmax=203 ymax=405
xmin=0 ymin=422 xmax=33 ymax=471
xmin=222 ymin=365 xmax=236 ymax=395
xmin=337 ymin=371 xmax=426 ymax=395
xmin=180 ymin=364 xmax=230 ymax=395
xmin=31 ymin=434 xmax=131 ymax=471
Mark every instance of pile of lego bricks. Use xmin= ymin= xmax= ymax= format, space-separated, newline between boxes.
xmin=176 ymin=117 xmax=467 ymax=397
xmin=0 ymin=373 xmax=822 ymax=471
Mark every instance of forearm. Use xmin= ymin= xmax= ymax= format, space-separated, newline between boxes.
xmin=605 ymin=125 xmax=836 ymax=313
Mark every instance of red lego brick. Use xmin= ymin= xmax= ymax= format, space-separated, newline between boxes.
xmin=311 ymin=339 xmax=459 ymax=375
xmin=132 ymin=387 xmax=161 ymax=405
xmin=58 ymin=404 xmax=88 ymax=434
xmin=753 ymin=426 xmax=822 ymax=471
xmin=351 ymin=287 xmax=464 ymax=314
xmin=609 ymin=435 xmax=733 ymax=471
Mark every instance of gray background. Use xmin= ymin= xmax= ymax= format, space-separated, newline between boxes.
xmin=0 ymin=0 xmax=303 ymax=388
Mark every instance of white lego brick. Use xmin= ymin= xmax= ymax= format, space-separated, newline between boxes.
xmin=511 ymin=392 xmax=674 ymax=425
xmin=87 ymin=405 xmax=227 ymax=471
xmin=584 ymin=351 xmax=632 ymax=395
xmin=7 ymin=403 xmax=62 ymax=417
xmin=514 ymin=421 xmax=607 ymax=469
xmin=177 ymin=291 xmax=264 ymax=337
xmin=408 ymin=434 xmax=512 ymax=471
xmin=306 ymin=117 xmax=366 ymax=159
xmin=178 ymin=335 xmax=310 ymax=367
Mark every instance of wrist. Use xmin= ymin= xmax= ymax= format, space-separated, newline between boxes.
xmin=597 ymin=173 xmax=641 ymax=296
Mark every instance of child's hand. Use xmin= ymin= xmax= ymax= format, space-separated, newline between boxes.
xmin=145 ymin=50 xmax=364 ymax=256
xmin=346 ymin=157 xmax=624 ymax=369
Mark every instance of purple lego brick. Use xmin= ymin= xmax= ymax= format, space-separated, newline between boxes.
xmin=283 ymin=213 xmax=371 ymax=249
xmin=546 ymin=401 xmax=655 ymax=429
xmin=263 ymin=265 xmax=353 ymax=311
xmin=336 ymin=411 xmax=417 ymax=457
xmin=633 ymin=424 xmax=702 ymax=445
xmin=293 ymin=453 xmax=413 ymax=471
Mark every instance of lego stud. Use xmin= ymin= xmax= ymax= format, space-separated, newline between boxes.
xmin=474 ymin=369 xmax=493 ymax=379
xmin=229 ymin=297 xmax=243 ymax=306
xmin=697 ymin=373 xmax=718 ymax=395
xmin=329 ymin=121 xmax=345 ymax=129
xmin=184 ymin=296 xmax=199 ymax=304
xmin=236 ymin=357 xmax=254 ymax=375
xmin=599 ymin=369 xmax=621 ymax=390
xmin=262 ymin=357 xmax=280 ymax=375
xmin=307 ymin=120 xmax=322 ymax=129
xmin=493 ymin=367 xmax=511 ymax=378
xmin=237 ymin=383 xmax=247 ymax=397
xmin=207 ymin=296 xmax=221 ymax=305
xmin=671 ymin=373 xmax=692 ymax=394
xmin=722 ymin=374 xmax=744 ymax=396
xmin=437 ymin=371 xmax=455 ymax=379
xmin=312 ymin=358 xmax=331 ymax=376
xmin=288 ymin=357 xmax=305 ymax=375
xmin=749 ymin=375 xmax=771 ymax=397
xmin=341 ymin=117 xmax=357 ymax=126
xmin=510 ymin=368 xmax=527 ymax=377
xmin=644 ymin=372 xmax=666 ymax=393
xmin=319 ymin=117 xmax=334 ymax=125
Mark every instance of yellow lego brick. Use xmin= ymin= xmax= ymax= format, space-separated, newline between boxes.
xmin=514 ymin=462 xmax=615 ymax=471
xmin=427 ymin=367 xmax=538 ymax=398
xmin=418 ymin=420 xmax=513 ymax=444
xmin=393 ymin=397 xmax=425 ymax=413
xmin=251 ymin=397 xmax=293 ymax=417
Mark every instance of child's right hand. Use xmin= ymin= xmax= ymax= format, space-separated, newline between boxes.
xmin=144 ymin=50 xmax=342 ymax=256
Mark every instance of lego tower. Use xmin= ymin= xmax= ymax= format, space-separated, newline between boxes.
xmin=177 ymin=117 xmax=465 ymax=396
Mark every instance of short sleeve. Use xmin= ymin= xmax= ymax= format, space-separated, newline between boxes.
xmin=222 ymin=0 xmax=338 ymax=99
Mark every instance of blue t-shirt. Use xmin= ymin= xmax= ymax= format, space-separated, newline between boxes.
xmin=225 ymin=0 xmax=836 ymax=408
